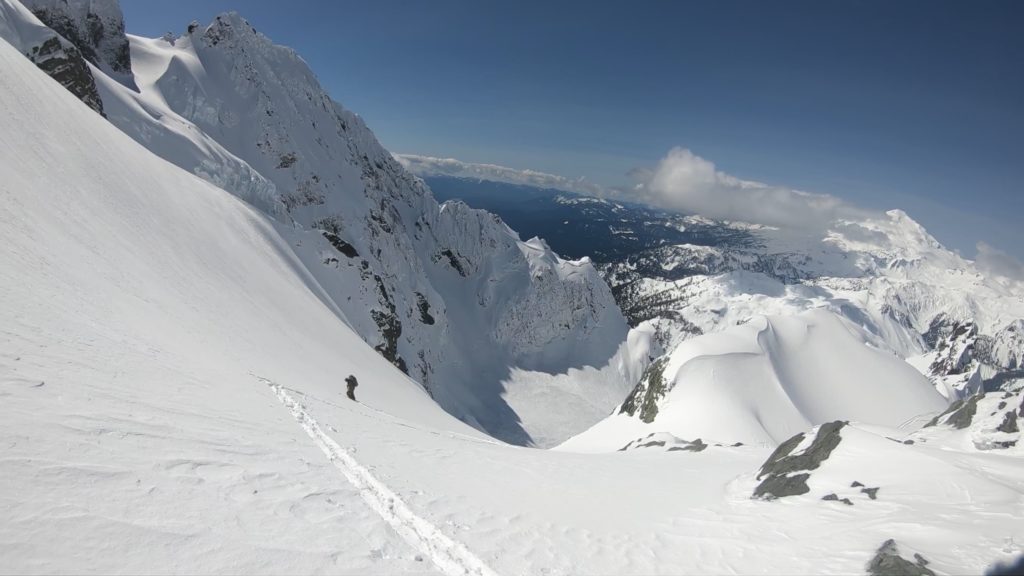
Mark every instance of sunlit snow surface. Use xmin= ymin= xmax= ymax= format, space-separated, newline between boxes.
xmin=561 ymin=310 xmax=948 ymax=450
xmin=52 ymin=3 xmax=634 ymax=448
xmin=1 ymin=4 xmax=1023 ymax=575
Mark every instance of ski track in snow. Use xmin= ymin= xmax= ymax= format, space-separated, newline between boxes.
xmin=261 ymin=377 xmax=499 ymax=576
xmin=270 ymin=382 xmax=506 ymax=448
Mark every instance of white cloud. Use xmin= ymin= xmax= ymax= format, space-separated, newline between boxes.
xmin=631 ymin=147 xmax=870 ymax=229
xmin=396 ymin=149 xmax=869 ymax=231
xmin=396 ymin=148 xmax=1021 ymax=267
xmin=975 ymin=241 xmax=1024 ymax=282
xmin=393 ymin=154 xmax=606 ymax=197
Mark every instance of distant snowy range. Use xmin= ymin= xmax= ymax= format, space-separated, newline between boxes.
xmin=1 ymin=1 xmax=1022 ymax=574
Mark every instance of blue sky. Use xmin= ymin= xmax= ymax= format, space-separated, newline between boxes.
xmin=120 ymin=1 xmax=1023 ymax=259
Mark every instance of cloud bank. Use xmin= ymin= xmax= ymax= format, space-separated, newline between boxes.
xmin=975 ymin=241 xmax=1024 ymax=282
xmin=632 ymin=147 xmax=869 ymax=230
xmin=394 ymin=154 xmax=606 ymax=197
xmin=395 ymin=148 xmax=1019 ymax=266
xmin=398 ymin=149 xmax=869 ymax=231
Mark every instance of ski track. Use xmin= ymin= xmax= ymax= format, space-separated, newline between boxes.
xmin=261 ymin=377 xmax=499 ymax=576
xmin=275 ymin=382 xmax=506 ymax=448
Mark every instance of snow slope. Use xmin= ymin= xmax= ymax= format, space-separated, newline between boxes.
xmin=0 ymin=32 xmax=495 ymax=572
xmin=125 ymin=15 xmax=632 ymax=447
xmin=2 ymin=22 xmax=1023 ymax=576
xmin=0 ymin=2 xmax=633 ymax=447
xmin=562 ymin=309 xmax=949 ymax=451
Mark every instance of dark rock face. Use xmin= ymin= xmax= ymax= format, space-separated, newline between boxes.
xmin=946 ymin=393 xmax=983 ymax=429
xmin=313 ymin=217 xmax=359 ymax=258
xmin=997 ymin=411 xmax=1019 ymax=434
xmin=924 ymin=314 xmax=1024 ymax=395
xmin=667 ymin=438 xmax=707 ymax=452
xmin=435 ymin=249 xmax=467 ymax=277
xmin=925 ymin=399 xmax=964 ymax=428
xmin=825 ymin=482 xmax=878 ymax=503
xmin=925 ymin=313 xmax=978 ymax=377
xmin=415 ymin=292 xmax=435 ymax=325
xmin=757 ymin=433 xmax=805 ymax=476
xmin=754 ymin=421 xmax=847 ymax=500
xmin=24 ymin=36 xmax=104 ymax=116
xmin=759 ymin=422 xmax=845 ymax=478
xmin=926 ymin=393 xmax=984 ymax=429
xmin=26 ymin=1 xmax=133 ymax=79
xmin=617 ymin=433 xmax=707 ymax=453
xmin=822 ymin=493 xmax=854 ymax=505
xmin=619 ymin=357 xmax=670 ymax=423
xmin=755 ymin=473 xmax=810 ymax=499
xmin=277 ymin=152 xmax=297 ymax=169
xmin=322 ymin=231 xmax=359 ymax=258
xmin=866 ymin=539 xmax=935 ymax=576
xmin=358 ymin=261 xmax=406 ymax=374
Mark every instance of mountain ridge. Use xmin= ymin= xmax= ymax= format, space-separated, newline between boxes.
xmin=423 ymin=173 xmax=1024 ymax=409
xmin=0 ymin=2 xmax=637 ymax=446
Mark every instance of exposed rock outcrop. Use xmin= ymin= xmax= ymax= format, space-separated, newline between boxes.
xmin=617 ymin=432 xmax=707 ymax=453
xmin=925 ymin=393 xmax=984 ymax=429
xmin=619 ymin=356 xmax=669 ymax=423
xmin=866 ymin=539 xmax=935 ymax=576
xmin=24 ymin=34 xmax=103 ymax=115
xmin=754 ymin=421 xmax=846 ymax=500
xmin=0 ymin=0 xmax=105 ymax=114
xmin=20 ymin=0 xmax=133 ymax=83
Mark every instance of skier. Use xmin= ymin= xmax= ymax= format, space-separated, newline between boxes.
xmin=345 ymin=375 xmax=358 ymax=401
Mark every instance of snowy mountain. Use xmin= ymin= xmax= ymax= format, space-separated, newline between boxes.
xmin=0 ymin=31 xmax=472 ymax=570
xmin=561 ymin=310 xmax=948 ymax=451
xmin=0 ymin=1 xmax=636 ymax=447
xmin=602 ymin=209 xmax=1024 ymax=402
xmin=3 ymin=1 xmax=1023 ymax=573
xmin=424 ymin=174 xmax=1024 ymax=405
xmin=423 ymin=171 xmax=1024 ymax=458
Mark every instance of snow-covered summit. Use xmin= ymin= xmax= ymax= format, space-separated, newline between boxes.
xmin=562 ymin=309 xmax=948 ymax=451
